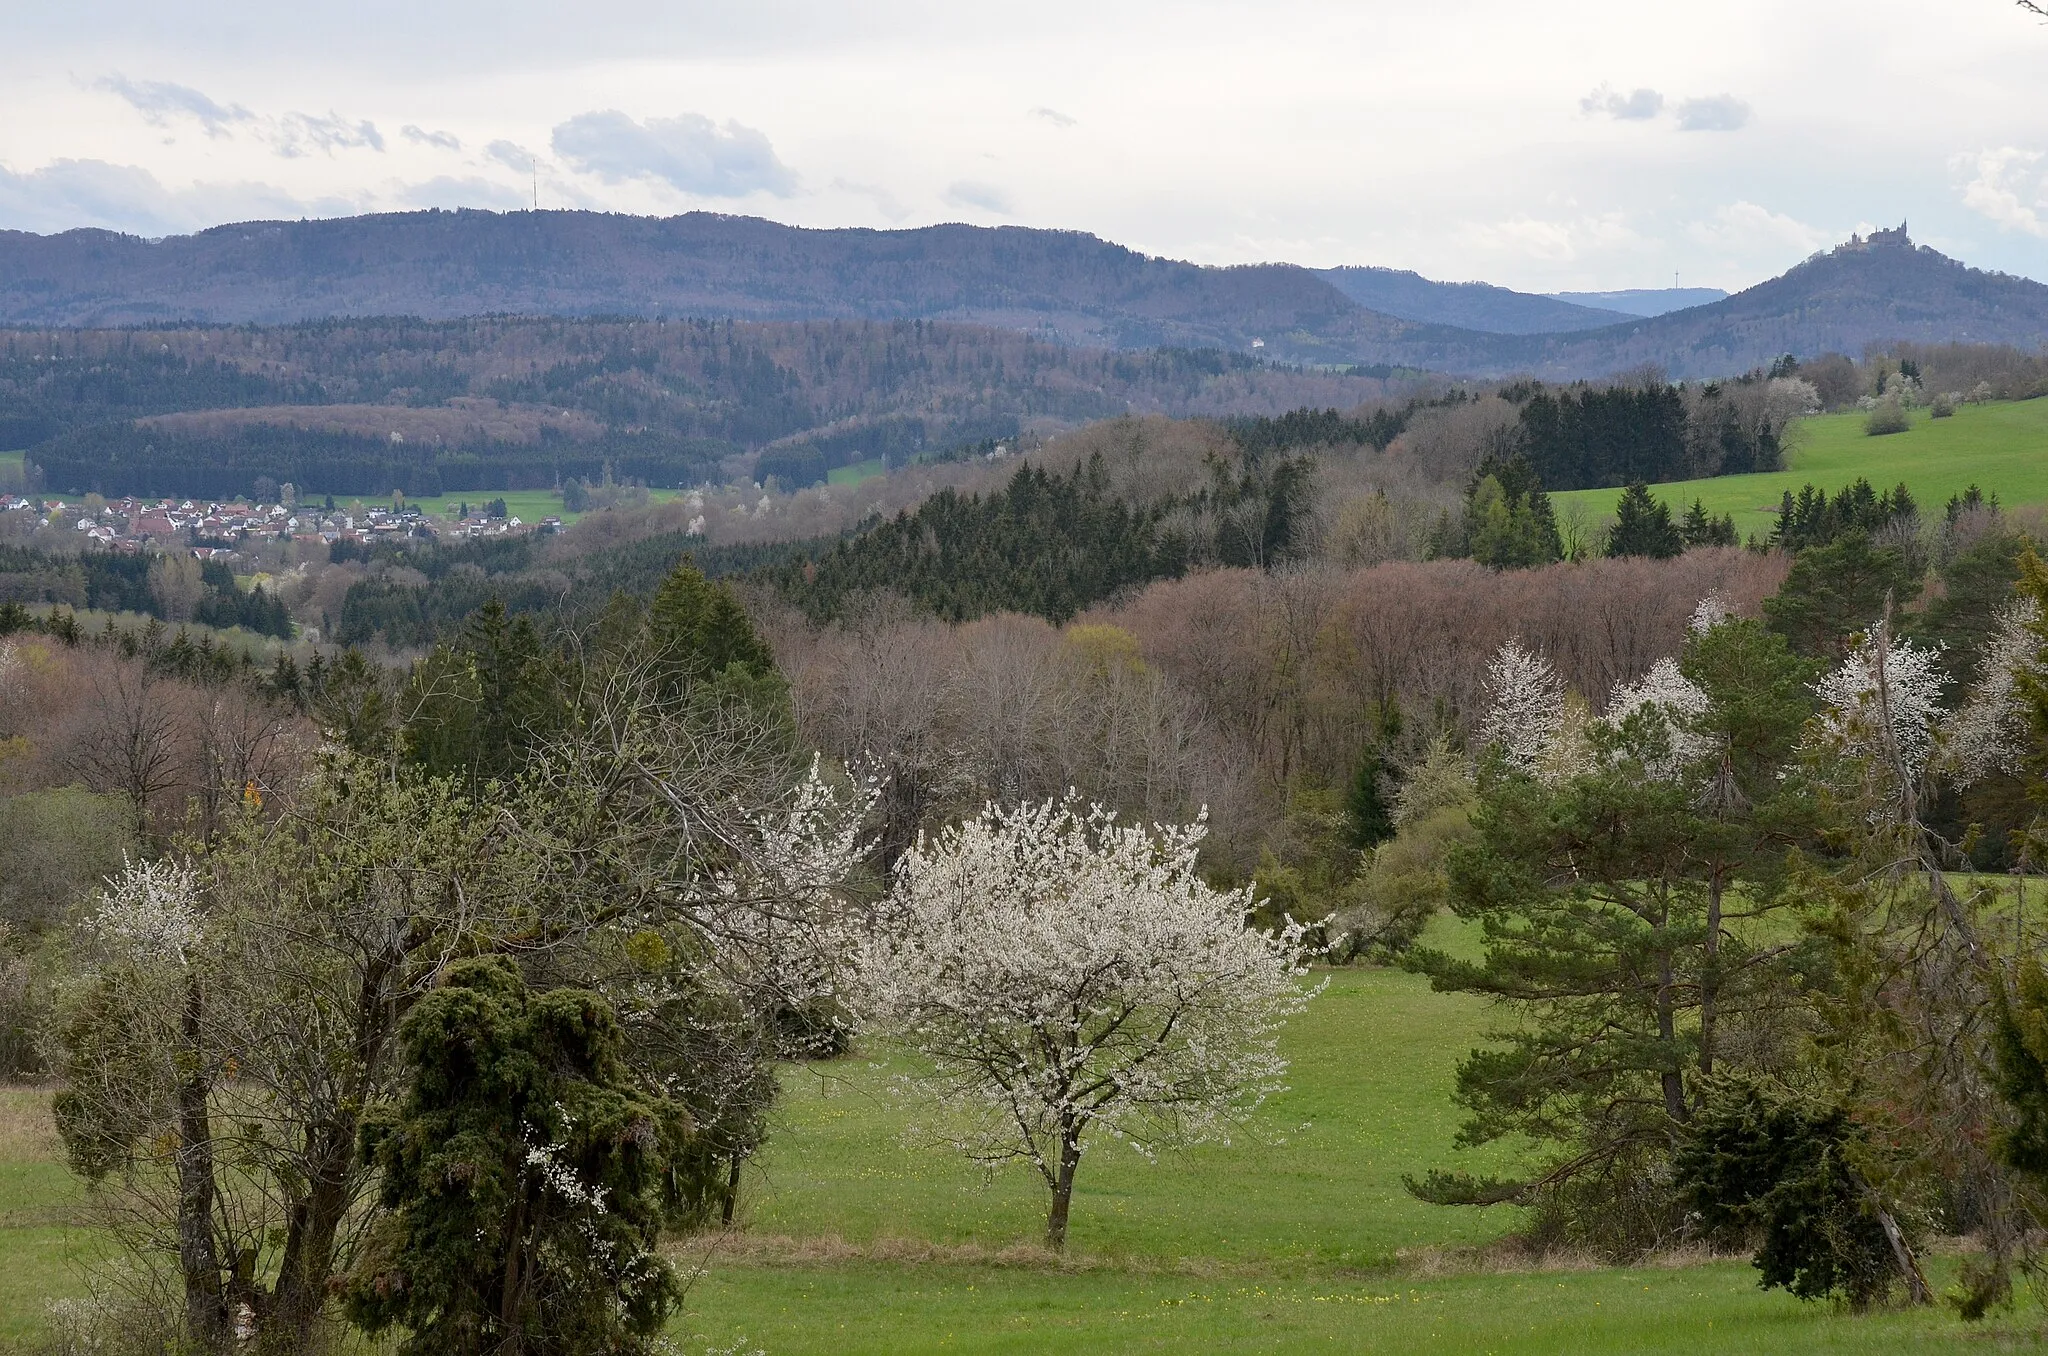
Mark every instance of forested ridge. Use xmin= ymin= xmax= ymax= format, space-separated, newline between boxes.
xmin=8 ymin=211 xmax=2048 ymax=379
xmin=1 ymin=316 xmax=1406 ymax=496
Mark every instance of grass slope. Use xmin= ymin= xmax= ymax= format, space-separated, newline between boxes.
xmin=737 ymin=957 xmax=1517 ymax=1266
xmin=1554 ymin=396 xmax=2048 ymax=540
xmin=292 ymin=486 xmax=683 ymax=527
xmin=828 ymin=458 xmax=887 ymax=487
xmin=680 ymin=1258 xmax=1995 ymax=1354
xmin=1 ymin=922 xmax=2038 ymax=1351
xmin=0 ymin=1088 xmax=91 ymax=1345
xmin=673 ymin=918 xmax=2033 ymax=1353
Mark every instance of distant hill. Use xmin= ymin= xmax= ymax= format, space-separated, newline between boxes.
xmin=1 ymin=214 xmax=2043 ymax=381
xmin=1319 ymin=267 xmax=1631 ymax=334
xmin=1490 ymin=227 xmax=2048 ymax=379
xmin=1545 ymin=287 xmax=1728 ymax=318
xmin=0 ymin=210 xmax=1439 ymax=368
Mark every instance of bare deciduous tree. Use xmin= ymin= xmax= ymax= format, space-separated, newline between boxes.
xmin=68 ymin=659 xmax=187 ymax=838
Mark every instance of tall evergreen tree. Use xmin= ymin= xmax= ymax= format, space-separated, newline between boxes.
xmin=1411 ymin=618 xmax=1816 ymax=1249
xmin=1606 ymin=484 xmax=1684 ymax=559
xmin=1762 ymin=530 xmax=1923 ymax=659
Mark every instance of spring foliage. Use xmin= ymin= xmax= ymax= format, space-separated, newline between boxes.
xmin=855 ymin=798 xmax=1313 ymax=1247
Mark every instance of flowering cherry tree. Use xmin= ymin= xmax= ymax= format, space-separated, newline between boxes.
xmin=1478 ymin=640 xmax=1565 ymax=776
xmin=1604 ymin=657 xmax=1712 ymax=781
xmin=1940 ymin=596 xmax=2042 ymax=784
xmin=1810 ymin=623 xmax=1948 ymax=818
xmin=856 ymin=798 xmax=1313 ymax=1249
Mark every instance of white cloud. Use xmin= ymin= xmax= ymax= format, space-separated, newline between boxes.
xmin=1957 ymin=146 xmax=2048 ymax=238
xmin=1454 ymin=213 xmax=1646 ymax=264
xmin=486 ymin=140 xmax=541 ymax=172
xmin=94 ymin=75 xmax=252 ymax=136
xmin=944 ymin=180 xmax=1013 ymax=215
xmin=1580 ymin=86 xmax=1663 ymax=121
xmin=1675 ymin=95 xmax=1751 ymax=133
xmin=1030 ymin=106 xmax=1077 ymax=128
xmin=269 ymin=112 xmax=385 ymax=157
xmin=0 ymin=157 xmax=351 ymax=235
xmin=1686 ymin=201 xmax=1829 ymax=255
xmin=551 ymin=110 xmax=796 ymax=197
xmin=831 ymin=177 xmax=910 ymax=221
xmin=402 ymin=124 xmax=462 ymax=152
xmin=94 ymin=77 xmax=384 ymax=158
xmin=398 ymin=175 xmax=529 ymax=211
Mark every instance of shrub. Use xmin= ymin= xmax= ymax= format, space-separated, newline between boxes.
xmin=1675 ymin=1076 xmax=1919 ymax=1309
xmin=0 ymin=924 xmax=52 ymax=1079
xmin=1865 ymin=403 xmax=1912 ymax=436
xmin=1930 ymin=393 xmax=1957 ymax=419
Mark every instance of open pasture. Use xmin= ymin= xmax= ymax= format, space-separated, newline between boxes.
xmin=0 ymin=933 xmax=2037 ymax=1351
xmin=664 ymin=922 xmax=2036 ymax=1354
xmin=300 ymin=486 xmax=685 ymax=527
xmin=1553 ymin=396 xmax=2048 ymax=540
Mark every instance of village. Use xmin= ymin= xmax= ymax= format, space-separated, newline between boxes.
xmin=0 ymin=490 xmax=561 ymax=557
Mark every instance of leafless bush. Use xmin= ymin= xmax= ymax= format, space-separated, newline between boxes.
xmin=1384 ymin=396 xmax=1521 ymax=483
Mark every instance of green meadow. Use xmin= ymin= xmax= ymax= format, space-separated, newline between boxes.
xmin=307 ymin=486 xmax=685 ymax=527
xmin=828 ymin=458 xmax=888 ymax=487
xmin=660 ymin=915 xmax=2031 ymax=1354
xmin=0 ymin=918 xmax=2035 ymax=1351
xmin=1554 ymin=396 xmax=2048 ymax=540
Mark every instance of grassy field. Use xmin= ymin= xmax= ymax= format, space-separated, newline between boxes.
xmin=828 ymin=458 xmax=888 ymax=487
xmin=665 ymin=914 xmax=2038 ymax=1353
xmin=3 ymin=921 xmax=2041 ymax=1351
xmin=297 ymin=486 xmax=685 ymax=527
xmin=1553 ymin=396 xmax=2048 ymax=540
xmin=0 ymin=1088 xmax=91 ymax=1345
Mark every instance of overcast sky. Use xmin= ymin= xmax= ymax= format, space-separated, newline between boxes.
xmin=4 ymin=0 xmax=2047 ymax=293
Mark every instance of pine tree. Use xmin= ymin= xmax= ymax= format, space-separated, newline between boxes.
xmin=1679 ymin=498 xmax=1737 ymax=548
xmin=1344 ymin=747 xmax=1396 ymax=851
xmin=1410 ymin=617 xmax=1816 ymax=1248
xmin=1606 ymin=483 xmax=1683 ymax=559
xmin=1762 ymin=530 xmax=1923 ymax=659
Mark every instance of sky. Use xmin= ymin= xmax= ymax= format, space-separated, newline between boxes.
xmin=3 ymin=0 xmax=2047 ymax=294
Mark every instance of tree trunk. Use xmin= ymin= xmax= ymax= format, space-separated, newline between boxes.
xmin=499 ymin=1179 xmax=531 ymax=1352
xmin=1700 ymin=864 xmax=1723 ymax=1077
xmin=259 ymin=929 xmax=406 ymax=1353
xmin=259 ymin=1117 xmax=356 ymax=1354
xmin=721 ymin=1153 xmax=744 ymax=1227
xmin=1044 ymin=1130 xmax=1082 ymax=1251
xmin=174 ymin=975 xmax=229 ymax=1350
xmin=1654 ymin=944 xmax=1689 ymax=1123
xmin=1861 ymin=1182 xmax=1932 ymax=1305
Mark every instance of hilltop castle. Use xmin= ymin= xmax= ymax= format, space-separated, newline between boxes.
xmin=1836 ymin=222 xmax=1912 ymax=253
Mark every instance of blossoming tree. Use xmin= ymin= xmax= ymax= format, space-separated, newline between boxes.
xmin=856 ymin=798 xmax=1313 ymax=1249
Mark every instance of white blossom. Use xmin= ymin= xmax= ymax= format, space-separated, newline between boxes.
xmin=1479 ymin=641 xmax=1565 ymax=776
xmin=88 ymin=856 xmax=204 ymax=966
xmin=524 ymin=1119 xmax=610 ymax=1216
xmin=1688 ymin=591 xmax=1733 ymax=634
xmin=703 ymin=755 xmax=880 ymax=1010
xmin=854 ymin=798 xmax=1312 ymax=1240
xmin=1812 ymin=627 xmax=1947 ymax=800
xmin=1603 ymin=657 xmax=1712 ymax=780
xmin=1939 ymin=596 xmax=2042 ymax=784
